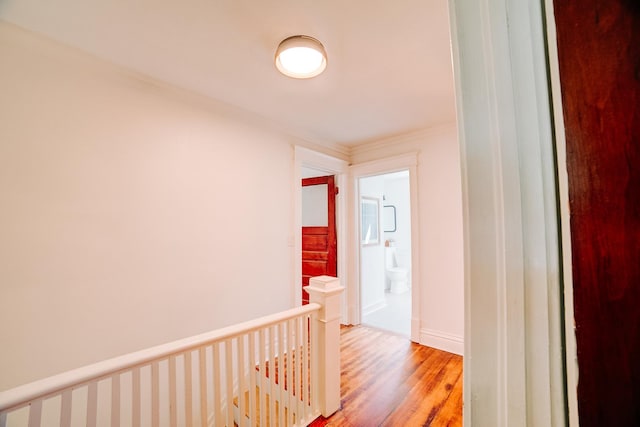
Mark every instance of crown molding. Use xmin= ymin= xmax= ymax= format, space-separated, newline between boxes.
xmin=349 ymin=122 xmax=457 ymax=158
xmin=1 ymin=20 xmax=352 ymax=159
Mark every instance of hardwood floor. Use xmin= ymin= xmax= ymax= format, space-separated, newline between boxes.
xmin=310 ymin=325 xmax=462 ymax=427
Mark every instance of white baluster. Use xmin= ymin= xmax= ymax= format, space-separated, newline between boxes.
xmin=87 ymin=382 xmax=97 ymax=427
xmin=111 ymin=374 xmax=120 ymax=427
xmin=303 ymin=314 xmax=311 ymax=421
xmin=169 ymin=355 xmax=177 ymax=427
xmin=27 ymin=399 xmax=42 ymax=427
xmin=237 ymin=335 xmax=246 ymax=427
xmin=132 ymin=368 xmax=141 ymax=427
xmin=198 ymin=347 xmax=207 ymax=427
xmin=248 ymin=331 xmax=257 ymax=426
xmin=287 ymin=318 xmax=295 ymax=426
xmin=278 ymin=322 xmax=285 ymax=427
xmin=225 ymin=340 xmax=234 ymax=426
xmin=60 ymin=389 xmax=72 ymax=427
xmin=310 ymin=310 xmax=319 ymax=415
xmin=185 ymin=352 xmax=193 ymax=427
xmin=151 ymin=362 xmax=159 ymax=427
xmin=258 ymin=328 xmax=266 ymax=427
xmin=268 ymin=326 xmax=276 ymax=425
xmin=213 ymin=343 xmax=222 ymax=427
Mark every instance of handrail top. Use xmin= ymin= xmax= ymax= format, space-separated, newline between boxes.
xmin=0 ymin=303 xmax=321 ymax=412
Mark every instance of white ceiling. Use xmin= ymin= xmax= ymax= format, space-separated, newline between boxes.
xmin=0 ymin=0 xmax=456 ymax=148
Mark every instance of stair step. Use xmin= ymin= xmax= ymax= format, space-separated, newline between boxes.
xmin=233 ymin=387 xmax=293 ymax=427
xmin=232 ymin=347 xmax=312 ymax=426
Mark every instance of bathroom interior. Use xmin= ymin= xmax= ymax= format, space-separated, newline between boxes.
xmin=360 ymin=170 xmax=412 ymax=336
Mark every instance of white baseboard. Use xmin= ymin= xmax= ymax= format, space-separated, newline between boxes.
xmin=362 ymin=299 xmax=387 ymax=316
xmin=420 ymin=328 xmax=464 ymax=356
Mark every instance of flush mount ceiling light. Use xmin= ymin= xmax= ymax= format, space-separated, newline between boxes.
xmin=275 ymin=35 xmax=327 ymax=79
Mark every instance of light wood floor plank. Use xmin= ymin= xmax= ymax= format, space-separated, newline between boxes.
xmin=310 ymin=325 xmax=462 ymax=426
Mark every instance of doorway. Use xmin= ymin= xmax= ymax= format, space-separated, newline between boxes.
xmin=359 ymin=171 xmax=412 ymax=337
xmin=301 ymin=174 xmax=337 ymax=304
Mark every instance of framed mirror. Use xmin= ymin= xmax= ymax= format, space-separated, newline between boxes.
xmin=361 ymin=197 xmax=379 ymax=245
xmin=383 ymin=205 xmax=397 ymax=232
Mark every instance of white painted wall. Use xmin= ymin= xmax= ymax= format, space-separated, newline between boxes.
xmin=0 ymin=23 xmax=302 ymax=391
xmin=351 ymin=124 xmax=464 ymax=353
xmin=358 ymin=176 xmax=386 ymax=314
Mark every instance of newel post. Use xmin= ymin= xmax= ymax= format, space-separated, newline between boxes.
xmin=305 ymin=275 xmax=344 ymax=417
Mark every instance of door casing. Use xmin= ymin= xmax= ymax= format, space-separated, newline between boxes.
xmin=293 ymin=147 xmax=348 ymax=318
xmin=349 ymin=153 xmax=420 ymax=343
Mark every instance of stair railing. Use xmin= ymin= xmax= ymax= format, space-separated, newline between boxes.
xmin=0 ymin=276 xmax=343 ymax=427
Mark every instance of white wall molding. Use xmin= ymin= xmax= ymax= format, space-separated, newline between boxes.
xmin=295 ymin=146 xmax=349 ymax=173
xmin=349 ymin=153 xmax=418 ymax=177
xmin=350 ymin=122 xmax=456 ymax=158
xmin=450 ymin=0 xmax=567 ymax=425
xmin=420 ymin=328 xmax=464 ymax=356
xmin=361 ymin=299 xmax=387 ymax=317
xmin=292 ymin=138 xmax=350 ymax=163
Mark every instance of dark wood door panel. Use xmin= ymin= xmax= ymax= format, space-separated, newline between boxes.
xmin=302 ymin=260 xmax=327 ymax=277
xmin=302 ymin=234 xmax=329 ymax=251
xmin=301 ymin=176 xmax=337 ymax=304
xmin=302 ymin=251 xmax=329 ymax=262
xmin=554 ymin=0 xmax=640 ymax=424
xmin=302 ymin=226 xmax=331 ymax=235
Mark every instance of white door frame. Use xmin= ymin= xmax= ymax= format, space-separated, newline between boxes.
xmin=450 ymin=0 xmax=574 ymax=425
xmin=544 ymin=1 xmax=579 ymax=423
xmin=348 ymin=153 xmax=420 ymax=342
xmin=293 ymin=147 xmax=349 ymax=319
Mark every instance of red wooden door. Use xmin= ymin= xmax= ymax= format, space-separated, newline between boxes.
xmin=554 ymin=0 xmax=640 ymax=424
xmin=301 ymin=175 xmax=337 ymax=304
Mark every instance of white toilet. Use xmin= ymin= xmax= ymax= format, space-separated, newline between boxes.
xmin=385 ymin=245 xmax=409 ymax=294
